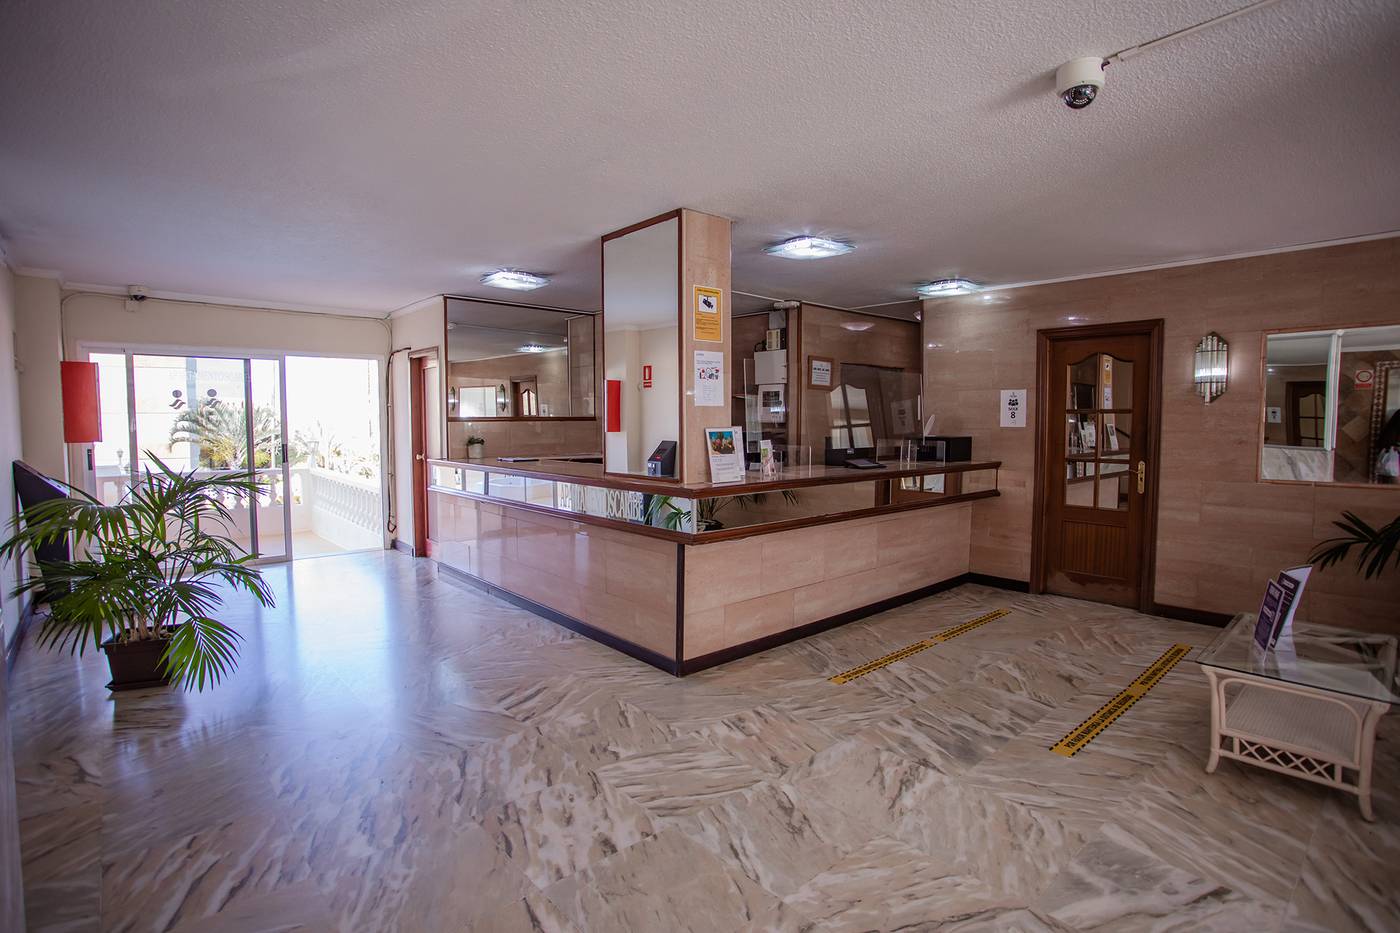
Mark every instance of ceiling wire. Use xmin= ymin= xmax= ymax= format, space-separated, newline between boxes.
xmin=1105 ymin=0 xmax=1288 ymax=65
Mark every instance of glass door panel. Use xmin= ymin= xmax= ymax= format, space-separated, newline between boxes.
xmin=131 ymin=354 xmax=257 ymax=554
xmin=250 ymin=358 xmax=289 ymax=559
xmin=90 ymin=352 xmax=133 ymax=505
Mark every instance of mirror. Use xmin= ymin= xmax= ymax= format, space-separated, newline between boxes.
xmin=445 ymin=298 xmax=596 ymax=420
xmin=1262 ymin=324 xmax=1400 ymax=485
xmin=602 ymin=215 xmax=681 ymax=478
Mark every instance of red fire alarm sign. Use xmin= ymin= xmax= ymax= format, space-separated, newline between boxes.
xmin=642 ymin=364 xmax=653 ymax=388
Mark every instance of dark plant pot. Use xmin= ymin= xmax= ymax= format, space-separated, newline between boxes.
xmin=101 ymin=636 xmax=172 ymax=691
xmin=697 ymin=519 xmax=725 ymax=531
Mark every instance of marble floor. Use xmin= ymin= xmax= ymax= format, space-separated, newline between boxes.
xmin=8 ymin=550 xmax=1398 ymax=932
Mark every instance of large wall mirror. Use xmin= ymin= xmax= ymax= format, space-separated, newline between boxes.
xmin=1261 ymin=324 xmax=1400 ymax=485
xmin=445 ymin=297 xmax=596 ymax=420
xmin=602 ymin=214 xmax=681 ymax=478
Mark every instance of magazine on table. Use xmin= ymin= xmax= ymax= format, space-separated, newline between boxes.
xmin=1252 ymin=565 xmax=1311 ymax=652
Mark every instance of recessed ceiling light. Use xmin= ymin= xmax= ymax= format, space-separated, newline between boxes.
xmin=516 ymin=343 xmax=551 ymax=353
xmin=765 ymin=236 xmax=855 ymax=260
xmin=482 ymin=269 xmax=549 ymax=290
xmin=916 ymin=278 xmax=981 ymax=297
xmin=841 ymin=321 xmax=875 ymax=332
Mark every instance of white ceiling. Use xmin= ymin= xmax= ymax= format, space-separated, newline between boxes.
xmin=1 ymin=0 xmax=1398 ymax=317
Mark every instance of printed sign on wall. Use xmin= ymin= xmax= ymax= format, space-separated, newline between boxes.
xmin=1000 ymin=389 xmax=1026 ymax=428
xmin=694 ymin=350 xmax=725 ymax=407
xmin=693 ymin=286 xmax=723 ymax=342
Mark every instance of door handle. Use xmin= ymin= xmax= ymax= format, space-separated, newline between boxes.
xmin=1136 ymin=460 xmax=1146 ymax=494
xmin=414 ymin=453 xmax=425 ymax=461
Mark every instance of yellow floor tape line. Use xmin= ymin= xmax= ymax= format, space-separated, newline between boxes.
xmin=829 ymin=609 xmax=1011 ymax=685
xmin=1050 ymin=643 xmax=1193 ymax=757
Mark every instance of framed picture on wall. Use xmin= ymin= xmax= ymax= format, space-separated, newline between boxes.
xmin=809 ymin=356 xmax=835 ymax=389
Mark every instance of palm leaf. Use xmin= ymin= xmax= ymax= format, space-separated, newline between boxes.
xmin=1308 ymin=511 xmax=1400 ymax=580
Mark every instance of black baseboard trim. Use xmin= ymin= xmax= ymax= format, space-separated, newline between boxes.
xmin=435 ymin=562 xmax=679 ymax=675
xmin=1151 ymin=602 xmax=1232 ymax=628
xmin=430 ymin=562 xmax=1216 ymax=677
xmin=5 ymin=596 xmax=38 ymax=672
xmin=679 ymin=571 xmax=988 ymax=675
xmin=963 ymin=572 xmax=1031 ymax=593
xmin=391 ymin=539 xmax=417 ymax=557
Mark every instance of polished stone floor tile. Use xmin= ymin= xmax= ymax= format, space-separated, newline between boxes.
xmin=1033 ymin=823 xmax=1281 ymax=931
xmin=592 ymin=735 xmax=770 ymax=827
xmin=8 ymin=550 xmax=1399 ymax=932
xmin=482 ymin=768 xmax=655 ymax=888
xmin=539 ymin=829 xmax=781 ymax=932
xmin=776 ymin=835 xmax=1009 ymax=931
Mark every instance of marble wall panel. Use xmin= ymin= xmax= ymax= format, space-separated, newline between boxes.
xmin=922 ymin=238 xmax=1400 ymax=630
xmin=683 ymin=504 xmax=972 ymax=658
xmin=430 ymin=491 xmax=677 ymax=659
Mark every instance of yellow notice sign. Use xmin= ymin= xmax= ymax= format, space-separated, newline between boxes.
xmin=693 ymin=286 xmax=722 ymax=342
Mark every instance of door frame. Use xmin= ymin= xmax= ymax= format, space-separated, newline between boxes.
xmin=1030 ymin=318 xmax=1164 ymax=613
xmin=408 ymin=348 xmax=439 ymax=557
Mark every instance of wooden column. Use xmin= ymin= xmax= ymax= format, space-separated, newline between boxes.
xmin=679 ymin=209 xmax=733 ymax=483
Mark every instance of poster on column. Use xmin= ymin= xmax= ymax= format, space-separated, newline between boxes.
xmin=694 ymin=350 xmax=725 ymax=407
xmin=693 ymin=286 xmax=723 ymax=342
xmin=1000 ymin=389 xmax=1027 ymax=428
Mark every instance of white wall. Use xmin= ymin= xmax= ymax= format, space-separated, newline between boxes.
xmin=387 ymin=300 xmax=445 ymax=549
xmin=0 ymin=261 xmax=24 ymax=651
xmin=639 ymin=324 xmax=679 ymax=465
xmin=14 ymin=275 xmax=64 ymax=480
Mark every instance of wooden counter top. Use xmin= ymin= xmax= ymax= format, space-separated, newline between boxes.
xmin=430 ymin=456 xmax=1000 ymax=499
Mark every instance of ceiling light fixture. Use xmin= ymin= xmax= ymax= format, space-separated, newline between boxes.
xmin=765 ymin=236 xmax=855 ymax=260
xmin=516 ymin=343 xmax=551 ymax=353
xmin=841 ymin=322 xmax=875 ymax=332
xmin=917 ymin=279 xmax=981 ymax=298
xmin=482 ymin=269 xmax=549 ymax=290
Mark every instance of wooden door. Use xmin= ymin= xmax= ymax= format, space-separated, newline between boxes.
xmin=1035 ymin=322 xmax=1162 ymax=610
xmin=1285 ymin=381 xmax=1326 ymax=447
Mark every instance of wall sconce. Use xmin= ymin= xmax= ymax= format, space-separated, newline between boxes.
xmin=495 ymin=384 xmax=509 ymax=413
xmin=1193 ymin=332 xmax=1228 ymax=404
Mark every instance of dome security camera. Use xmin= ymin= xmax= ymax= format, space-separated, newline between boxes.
xmin=1056 ymin=57 xmax=1106 ymax=109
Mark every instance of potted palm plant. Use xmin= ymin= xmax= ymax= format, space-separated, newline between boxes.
xmin=1309 ymin=511 xmax=1400 ymax=579
xmin=467 ymin=434 xmax=487 ymax=459
xmin=0 ymin=455 xmax=275 ymax=691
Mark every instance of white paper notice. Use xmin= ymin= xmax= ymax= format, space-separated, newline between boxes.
xmin=1000 ymin=389 xmax=1027 ymax=428
xmin=694 ymin=350 xmax=725 ymax=407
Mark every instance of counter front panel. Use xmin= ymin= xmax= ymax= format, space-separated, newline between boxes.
xmin=431 ymin=493 xmax=678 ymax=662
xmin=426 ymin=456 xmax=999 ymax=674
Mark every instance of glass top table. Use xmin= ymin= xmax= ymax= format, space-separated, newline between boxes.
xmin=1198 ymin=614 xmax=1400 ymax=705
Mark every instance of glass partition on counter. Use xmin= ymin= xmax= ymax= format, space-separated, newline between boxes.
xmin=429 ymin=459 xmax=999 ymax=539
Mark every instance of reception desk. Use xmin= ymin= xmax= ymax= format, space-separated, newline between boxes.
xmin=427 ymin=457 xmax=1000 ymax=674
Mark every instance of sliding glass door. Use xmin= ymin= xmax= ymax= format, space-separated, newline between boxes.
xmin=83 ymin=349 xmax=385 ymax=561
xmin=87 ymin=351 xmax=291 ymax=562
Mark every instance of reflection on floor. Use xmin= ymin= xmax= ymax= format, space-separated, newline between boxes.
xmin=9 ymin=551 xmax=1398 ymax=931
xmin=230 ymin=530 xmax=367 ymax=559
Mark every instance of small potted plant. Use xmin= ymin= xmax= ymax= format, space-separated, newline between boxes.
xmin=646 ymin=490 xmax=799 ymax=532
xmin=0 ymin=455 xmax=275 ymax=691
xmin=467 ymin=434 xmax=487 ymax=459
